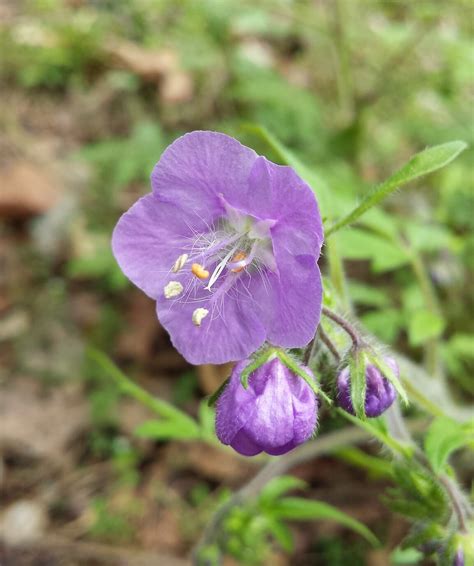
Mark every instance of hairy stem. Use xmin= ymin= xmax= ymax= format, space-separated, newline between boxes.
xmin=322 ymin=306 xmax=362 ymax=347
xmin=319 ymin=325 xmax=342 ymax=363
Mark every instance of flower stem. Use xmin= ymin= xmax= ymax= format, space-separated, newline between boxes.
xmin=322 ymin=306 xmax=362 ymax=348
xmin=319 ymin=326 xmax=341 ymax=363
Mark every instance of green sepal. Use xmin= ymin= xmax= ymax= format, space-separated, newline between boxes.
xmin=207 ymin=377 xmax=230 ymax=407
xmin=349 ymin=349 xmax=367 ymax=420
xmin=240 ymin=348 xmax=277 ymax=389
xmin=276 ymin=350 xmax=333 ymax=405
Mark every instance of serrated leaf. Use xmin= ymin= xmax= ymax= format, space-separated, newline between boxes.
xmin=326 ymin=140 xmax=468 ymax=237
xmin=259 ymin=476 xmax=307 ymax=507
xmin=424 ymin=417 xmax=474 ymax=474
xmin=408 ymin=310 xmax=446 ymax=346
xmin=269 ymin=497 xmax=379 ymax=547
xmin=134 ymin=419 xmax=200 ymax=440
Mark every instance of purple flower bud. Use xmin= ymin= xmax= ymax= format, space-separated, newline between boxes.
xmin=216 ymin=357 xmax=318 ymax=457
xmin=337 ymin=357 xmax=398 ymax=418
xmin=453 ymin=547 xmax=464 ymax=566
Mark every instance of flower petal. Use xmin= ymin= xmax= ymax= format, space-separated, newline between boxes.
xmin=112 ymin=194 xmax=209 ymax=300
xmin=230 ymin=429 xmax=262 ymax=457
xmin=151 ymin=131 xmax=257 ymax=221
xmin=156 ymin=279 xmax=266 ymax=365
xmin=215 ymin=361 xmax=256 ymax=445
xmin=251 ymin=255 xmax=323 ymax=349
xmin=244 ymin=359 xmax=296 ymax=449
xmin=246 ymin=157 xmax=323 ymax=253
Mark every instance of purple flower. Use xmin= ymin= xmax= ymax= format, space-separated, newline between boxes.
xmin=216 ymin=357 xmax=318 ymax=456
xmin=337 ymin=357 xmax=398 ymax=418
xmin=112 ymin=131 xmax=323 ymax=364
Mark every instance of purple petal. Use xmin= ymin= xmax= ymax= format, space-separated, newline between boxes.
xmin=215 ymin=361 xmax=256 ymax=445
xmin=151 ymin=131 xmax=257 ymax=221
xmin=251 ymin=256 xmax=323 ymax=349
xmin=246 ymin=157 xmax=323 ymax=253
xmin=244 ymin=359 xmax=296 ymax=449
xmin=112 ymin=194 xmax=207 ymax=299
xmin=156 ymin=278 xmax=266 ymax=365
xmin=230 ymin=429 xmax=263 ymax=457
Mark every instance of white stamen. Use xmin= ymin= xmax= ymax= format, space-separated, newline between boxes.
xmin=192 ymin=307 xmax=209 ymax=326
xmin=205 ymin=247 xmax=236 ymax=291
xmin=164 ymin=281 xmax=184 ymax=299
xmin=172 ymin=253 xmax=188 ymax=273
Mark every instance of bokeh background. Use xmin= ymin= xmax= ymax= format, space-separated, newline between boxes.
xmin=0 ymin=1 xmax=472 ymax=565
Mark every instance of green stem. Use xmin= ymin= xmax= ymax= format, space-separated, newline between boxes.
xmin=87 ymin=348 xmax=199 ymax=431
xmin=326 ymin=237 xmax=351 ymax=311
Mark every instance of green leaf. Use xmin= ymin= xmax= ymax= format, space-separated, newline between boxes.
xmin=390 ymin=547 xmax=425 ymax=565
xmin=326 ymin=140 xmax=468 ymax=237
xmin=87 ymin=348 xmax=200 ymax=435
xmin=269 ymin=497 xmax=379 ymax=547
xmin=264 ymin=518 xmax=294 ymax=553
xmin=335 ymin=228 xmax=410 ymax=272
xmin=408 ymin=309 xmax=446 ymax=346
xmin=334 ymin=447 xmax=393 ymax=478
xmin=361 ymin=309 xmax=403 ymax=343
xmin=349 ymin=350 xmax=367 ymax=420
xmin=424 ymin=417 xmax=474 ymax=474
xmin=259 ymin=476 xmax=307 ymax=507
xmin=347 ymin=281 xmax=391 ymax=308
xmin=135 ymin=419 xmax=200 ymax=441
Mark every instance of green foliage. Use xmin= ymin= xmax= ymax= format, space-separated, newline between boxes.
xmin=424 ymin=417 xmax=474 ymax=474
xmin=386 ymin=464 xmax=449 ymax=523
xmin=81 ymin=122 xmax=166 ymax=193
xmin=326 ymin=141 xmax=468 ymax=236
xmin=408 ymin=309 xmax=446 ymax=347
xmin=267 ymin=497 xmax=379 ymax=547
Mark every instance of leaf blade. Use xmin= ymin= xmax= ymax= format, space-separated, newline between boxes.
xmin=326 ymin=141 xmax=468 ymax=237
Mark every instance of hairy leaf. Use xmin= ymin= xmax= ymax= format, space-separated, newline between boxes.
xmin=326 ymin=140 xmax=467 ymax=236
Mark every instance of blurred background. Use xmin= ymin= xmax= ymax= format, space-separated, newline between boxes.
xmin=0 ymin=1 xmax=472 ymax=565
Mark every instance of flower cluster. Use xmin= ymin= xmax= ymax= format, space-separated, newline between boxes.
xmin=113 ymin=131 xmax=398 ymax=457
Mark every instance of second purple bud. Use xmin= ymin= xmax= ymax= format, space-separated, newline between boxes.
xmin=337 ymin=357 xmax=398 ymax=418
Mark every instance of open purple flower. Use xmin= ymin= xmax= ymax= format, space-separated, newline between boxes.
xmin=216 ymin=357 xmax=318 ymax=456
xmin=112 ymin=131 xmax=323 ymax=364
xmin=337 ymin=357 xmax=398 ymax=418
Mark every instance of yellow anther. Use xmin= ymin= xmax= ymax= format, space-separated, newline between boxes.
xmin=230 ymin=251 xmax=247 ymax=273
xmin=191 ymin=263 xmax=209 ymax=280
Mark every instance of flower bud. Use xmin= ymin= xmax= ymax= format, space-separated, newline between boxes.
xmin=216 ymin=357 xmax=318 ymax=456
xmin=337 ymin=357 xmax=398 ymax=418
